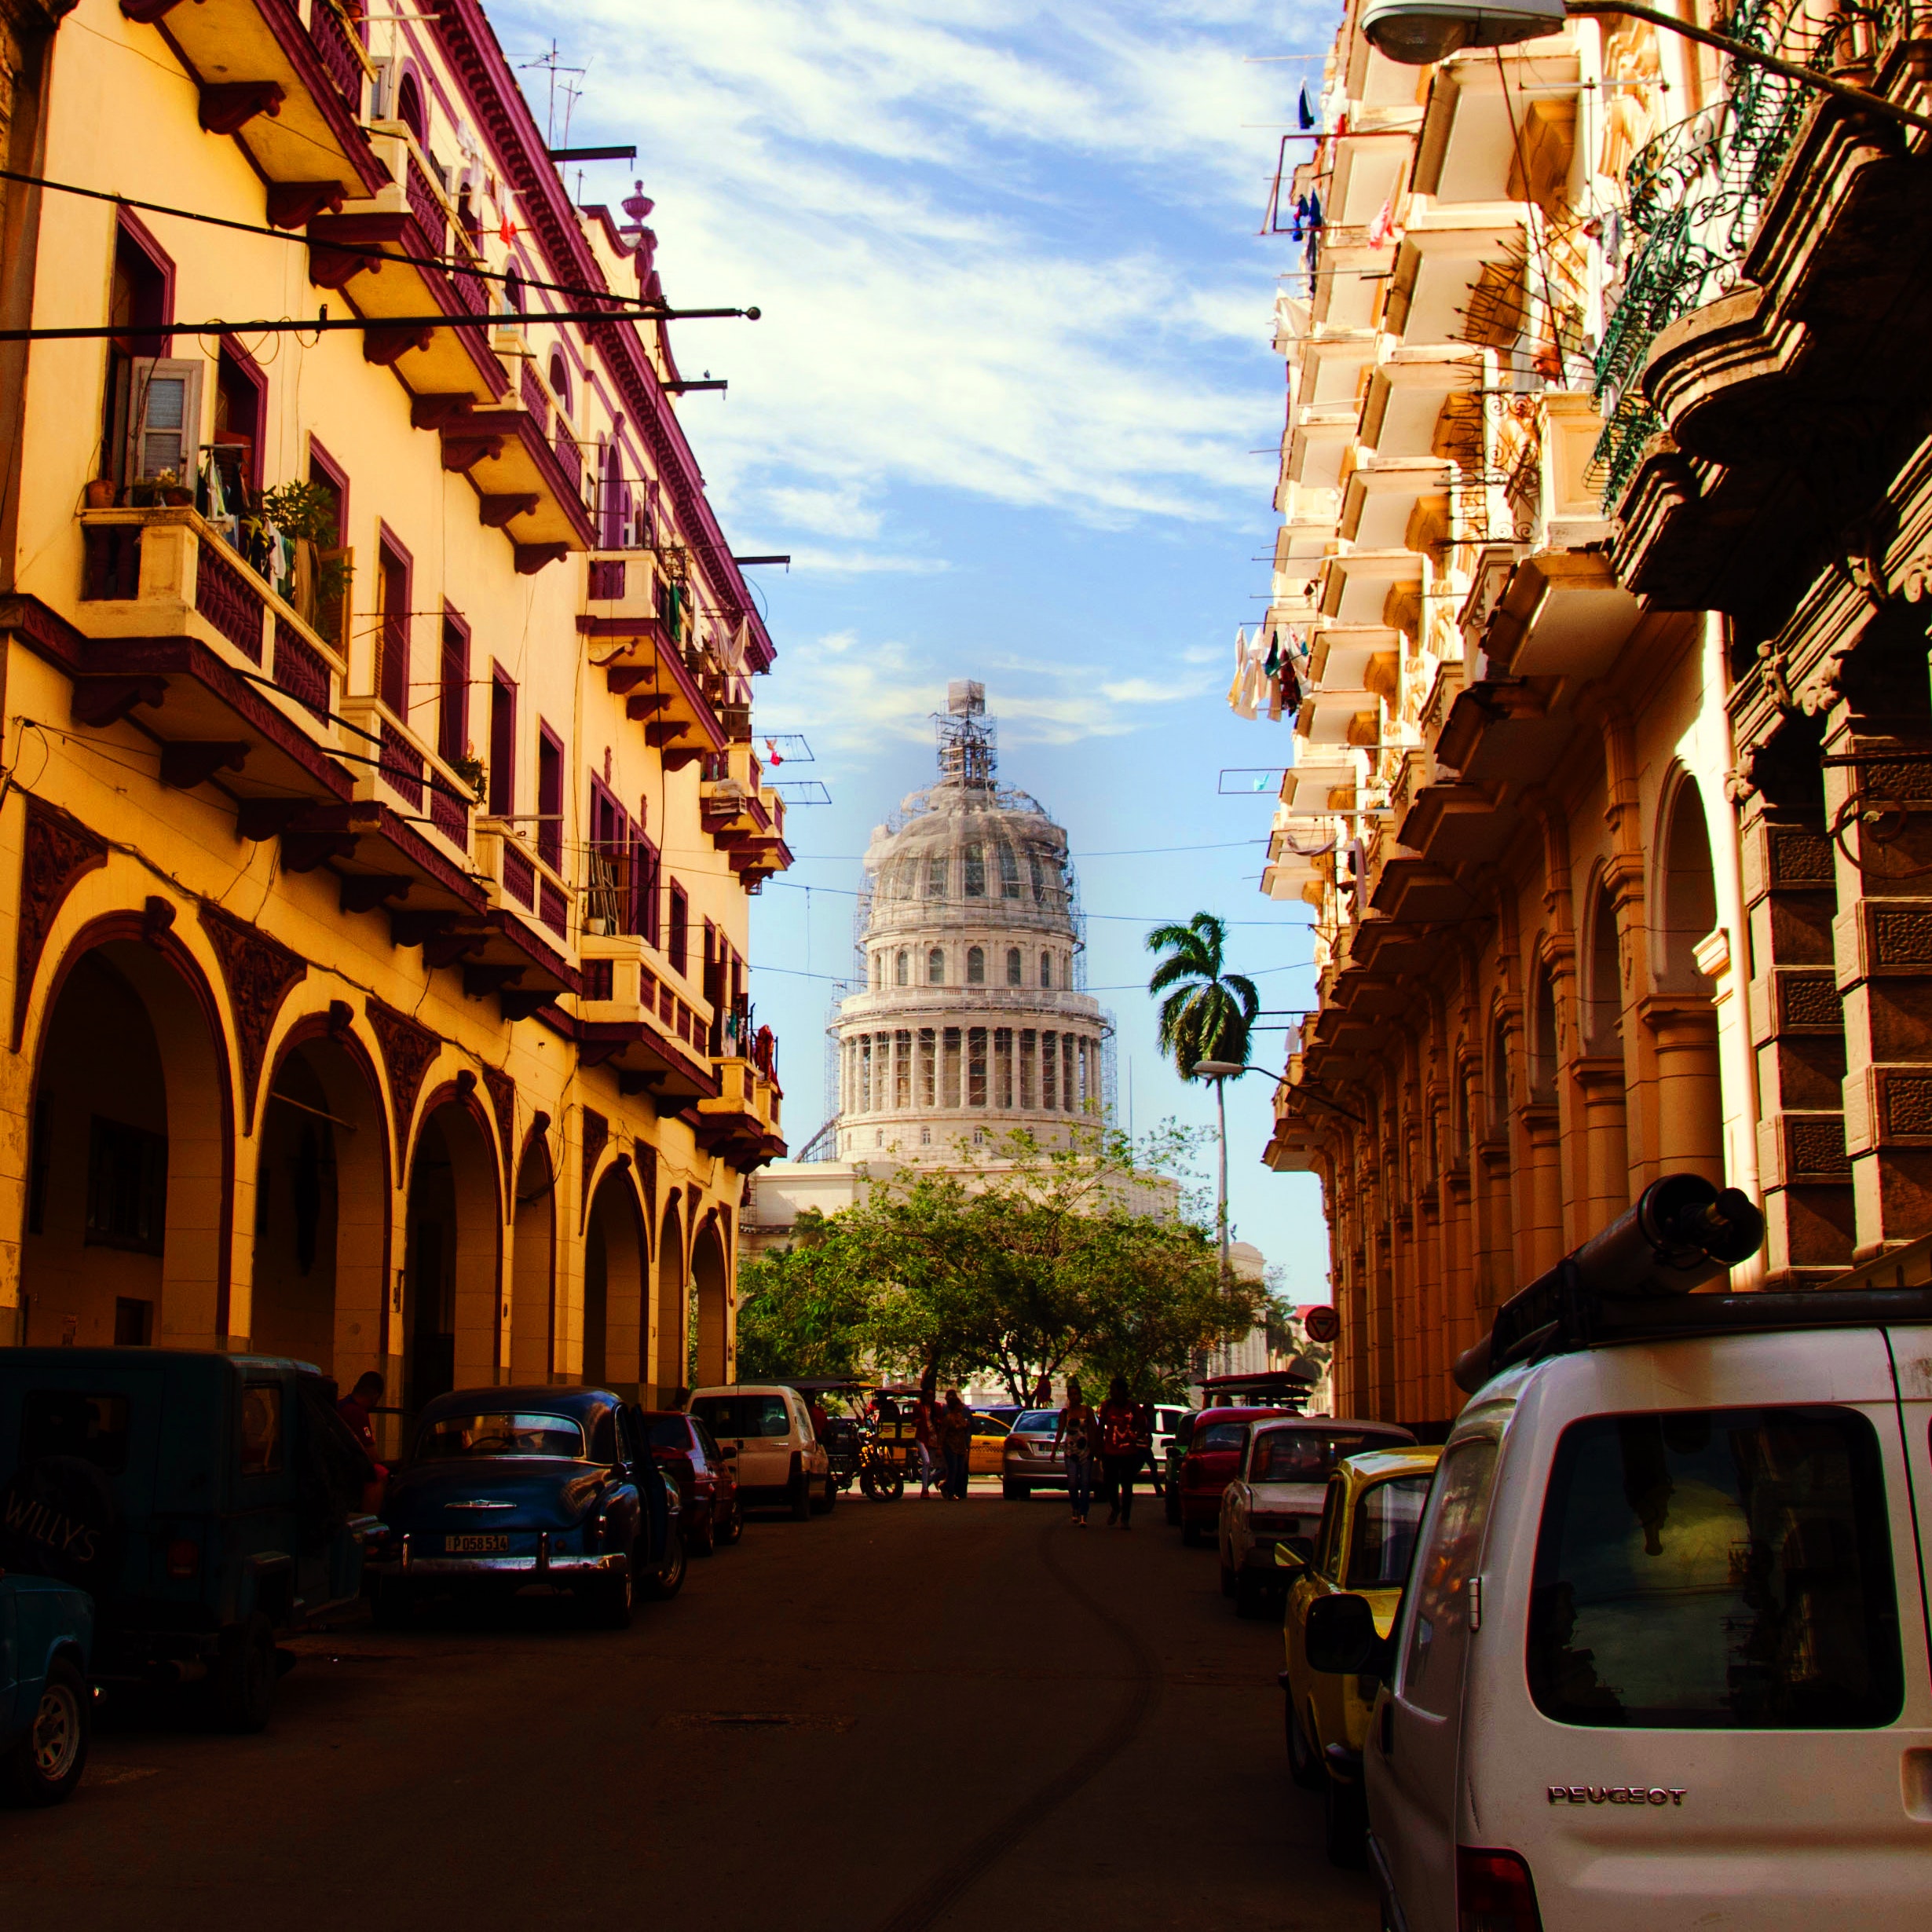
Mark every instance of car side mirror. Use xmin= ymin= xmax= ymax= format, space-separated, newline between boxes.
xmin=1305 ymin=1592 xmax=1391 ymax=1677
xmin=720 ymin=1443 xmax=738 ymax=1458
xmin=1272 ymin=1543 xmax=1308 ymax=1574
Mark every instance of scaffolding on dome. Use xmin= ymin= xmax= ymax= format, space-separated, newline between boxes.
xmin=936 ymin=679 xmax=996 ymax=790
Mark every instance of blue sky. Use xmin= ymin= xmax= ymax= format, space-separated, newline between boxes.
xmin=496 ymin=0 xmax=1334 ymax=1299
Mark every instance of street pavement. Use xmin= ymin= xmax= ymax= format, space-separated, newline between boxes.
xmin=2 ymin=1483 xmax=1380 ymax=1930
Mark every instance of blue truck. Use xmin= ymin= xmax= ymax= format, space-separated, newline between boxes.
xmin=0 ymin=1572 xmax=93 ymax=1805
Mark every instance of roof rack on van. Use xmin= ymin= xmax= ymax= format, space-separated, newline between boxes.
xmin=1454 ymin=1174 xmax=1769 ymax=1392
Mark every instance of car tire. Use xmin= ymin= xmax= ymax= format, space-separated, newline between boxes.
xmin=811 ymin=1473 xmax=836 ymax=1515
xmin=1182 ymin=1519 xmax=1205 ymax=1547
xmin=789 ymin=1472 xmax=811 ymax=1520
xmin=591 ymin=1557 xmax=636 ymax=1629
xmin=687 ymin=1506 xmax=716 ymax=1557
xmin=719 ymin=1498 xmax=744 ymax=1546
xmin=3 ymin=1656 xmax=89 ymax=1807
xmin=209 ymin=1612 xmax=276 ymax=1733
xmin=644 ymin=1530 xmax=686 ymax=1601
xmin=1286 ymin=1696 xmax=1324 ymax=1791
xmin=1323 ymin=1769 xmax=1368 ymax=1869
xmin=1001 ymin=1480 xmax=1032 ymax=1501
xmin=371 ymin=1579 xmax=414 ymax=1629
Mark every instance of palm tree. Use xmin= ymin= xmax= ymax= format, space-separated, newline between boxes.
xmin=1147 ymin=913 xmax=1260 ymax=1308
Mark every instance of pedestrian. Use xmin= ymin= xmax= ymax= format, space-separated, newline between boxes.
xmin=335 ymin=1370 xmax=388 ymax=1511
xmin=912 ymin=1390 xmax=937 ymax=1497
xmin=938 ymin=1389 xmax=973 ymax=1500
xmin=1052 ymin=1377 xmax=1097 ymax=1526
xmin=1099 ymin=1376 xmax=1147 ymax=1529
xmin=1032 ymin=1371 xmax=1052 ymax=1407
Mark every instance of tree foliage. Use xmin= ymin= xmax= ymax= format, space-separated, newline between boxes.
xmin=1145 ymin=911 xmax=1259 ymax=1078
xmin=736 ymin=1125 xmax=1266 ymax=1400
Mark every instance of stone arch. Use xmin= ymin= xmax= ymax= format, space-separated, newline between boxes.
xmin=250 ymin=1011 xmax=391 ymax=1383
xmin=509 ymin=1123 xmax=558 ymax=1383
xmin=584 ymin=1160 xmax=646 ymax=1395
xmin=401 ymin=1085 xmax=502 ymax=1413
xmin=691 ymin=1210 xmax=730 ymax=1389
xmin=1528 ymin=953 xmax=1559 ymax=1103
xmin=21 ymin=913 xmax=235 ymax=1349
xmin=1649 ymin=769 xmax=1725 ymax=1180
xmin=653 ymin=1192 xmax=687 ymax=1401
xmin=1581 ymin=867 xmax=1623 ymax=1052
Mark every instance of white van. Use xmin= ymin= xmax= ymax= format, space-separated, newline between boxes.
xmin=1304 ymin=1176 xmax=1932 ymax=1930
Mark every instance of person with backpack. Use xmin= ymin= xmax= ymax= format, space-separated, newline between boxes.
xmin=1052 ymin=1378 xmax=1098 ymax=1527
xmin=1098 ymin=1376 xmax=1147 ymax=1529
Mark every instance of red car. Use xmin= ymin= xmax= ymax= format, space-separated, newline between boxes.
xmin=638 ymin=1411 xmax=742 ymax=1555
xmin=1174 ymin=1407 xmax=1290 ymax=1545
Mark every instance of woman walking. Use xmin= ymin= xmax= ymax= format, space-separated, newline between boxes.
xmin=1052 ymin=1378 xmax=1098 ymax=1526
xmin=937 ymin=1390 xmax=974 ymax=1500
xmin=1099 ymin=1377 xmax=1147 ymax=1529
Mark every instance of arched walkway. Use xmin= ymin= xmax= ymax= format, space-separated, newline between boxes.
xmin=1651 ymin=777 xmax=1725 ymax=1182
xmin=509 ymin=1132 xmax=557 ymax=1383
xmin=402 ymin=1098 xmax=499 ymax=1412
xmin=691 ymin=1215 xmax=729 ymax=1389
xmin=584 ymin=1164 xmax=646 ymax=1394
xmin=653 ymin=1198 xmax=686 ymax=1402
xmin=250 ymin=1026 xmax=387 ymax=1379
xmin=21 ymin=928 xmax=231 ymax=1349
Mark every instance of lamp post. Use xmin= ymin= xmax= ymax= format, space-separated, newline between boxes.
xmin=1193 ymin=1058 xmax=1249 ymax=1378
xmin=1358 ymin=0 xmax=1932 ymax=134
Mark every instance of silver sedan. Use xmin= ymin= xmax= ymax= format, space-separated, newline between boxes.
xmin=999 ymin=1408 xmax=1072 ymax=1497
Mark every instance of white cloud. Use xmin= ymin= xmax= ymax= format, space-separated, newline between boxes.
xmin=785 ymin=547 xmax=953 ymax=576
xmin=762 ymin=484 xmax=884 ymax=540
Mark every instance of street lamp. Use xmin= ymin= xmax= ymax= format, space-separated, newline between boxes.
xmin=1358 ymin=0 xmax=1932 ymax=134
xmin=1192 ymin=1057 xmax=1249 ymax=1378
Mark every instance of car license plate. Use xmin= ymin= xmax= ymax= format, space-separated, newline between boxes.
xmin=445 ymin=1534 xmax=509 ymax=1553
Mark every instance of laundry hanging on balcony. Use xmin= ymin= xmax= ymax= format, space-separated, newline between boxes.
xmin=1228 ymin=625 xmax=1303 ymax=723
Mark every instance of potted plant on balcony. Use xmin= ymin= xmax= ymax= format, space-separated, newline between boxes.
xmin=256 ymin=480 xmax=350 ymax=639
xmin=84 ymin=477 xmax=117 ymax=510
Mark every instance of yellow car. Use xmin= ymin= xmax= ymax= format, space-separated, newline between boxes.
xmin=968 ymin=1414 xmax=1011 ymax=1475
xmin=1278 ymin=1444 xmax=1440 ymax=1868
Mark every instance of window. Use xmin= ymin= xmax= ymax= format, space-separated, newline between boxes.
xmin=211 ymin=339 xmax=264 ymax=495
xmin=926 ymin=855 xmax=947 ymax=898
xmin=536 ymin=725 xmax=562 ymax=871
xmin=503 ymin=267 xmax=524 ymax=315
xmin=968 ymin=946 xmax=985 ymax=985
xmin=20 ymin=1391 xmax=131 ymax=1474
xmin=920 ymin=1127 xmax=931 ymax=1145
xmin=306 ymin=442 xmax=349 ymax=645
xmin=1313 ymin=1475 xmax=1348 ymax=1582
xmin=487 ymin=668 xmax=516 ymax=816
xmin=103 ymin=218 xmax=173 ymax=484
xmin=240 ymin=1383 xmax=284 ymax=1476
xmin=1041 ymin=951 xmax=1053 ymax=989
xmin=548 ymin=348 xmax=572 ymax=417
xmin=1250 ymin=1429 xmax=1385 ymax=1483
xmin=636 ymin=828 xmax=661 ymax=946
xmin=668 ymin=883 xmax=690 ymax=977
xmin=86 ymin=1116 xmax=166 ymax=1253
xmin=377 ymin=535 xmax=412 ymax=718
xmin=395 ymin=69 xmax=427 ymax=143
xmin=1028 ymin=851 xmax=1045 ymax=901
xmin=1000 ymin=844 xmax=1020 ymax=898
xmin=1527 ymin=1407 xmax=1902 ymax=1729
xmin=114 ymin=1297 xmax=153 ymax=1346
xmin=123 ymin=358 xmax=202 ymax=488
xmin=437 ymin=609 xmax=470 ymax=766
xmin=927 ymin=948 xmax=944 ymax=986
xmin=1194 ymin=1422 xmax=1250 ymax=1454
xmin=1346 ymin=1475 xmax=1433 ymax=1590
xmin=689 ymin=1393 xmax=789 ymax=1439
xmin=1399 ymin=1435 xmax=1500 ymax=1718
xmin=1006 ymin=948 xmax=1021 ymax=986
xmin=589 ymin=1407 xmax=620 ymax=1464
xmin=415 ymin=1411 xmax=586 ymax=1459
xmin=895 ymin=950 xmax=909 ymax=987
xmin=964 ymin=843 xmax=985 ymax=896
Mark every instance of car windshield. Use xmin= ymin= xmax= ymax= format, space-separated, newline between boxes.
xmin=416 ymin=1411 xmax=586 ymax=1460
xmin=1195 ymin=1422 xmax=1249 ymax=1454
xmin=691 ymin=1393 xmax=791 ymax=1439
xmin=647 ymin=1416 xmax=692 ymax=1450
xmin=1154 ymin=1409 xmax=1184 ymax=1434
xmin=1015 ymin=1411 xmax=1060 ymax=1433
xmin=971 ymin=1416 xmax=1010 ymax=1436
xmin=1251 ymin=1430 xmax=1382 ymax=1483
xmin=1345 ymin=1474 xmax=1433 ymax=1589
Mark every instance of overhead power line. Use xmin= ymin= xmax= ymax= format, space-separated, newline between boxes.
xmin=0 ymin=304 xmax=758 ymax=343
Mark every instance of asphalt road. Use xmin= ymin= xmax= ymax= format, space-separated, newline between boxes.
xmin=2 ymin=1483 xmax=1380 ymax=1931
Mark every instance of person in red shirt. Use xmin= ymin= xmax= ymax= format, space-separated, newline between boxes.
xmin=336 ymin=1370 xmax=388 ymax=1511
xmin=1098 ymin=1377 xmax=1148 ymax=1529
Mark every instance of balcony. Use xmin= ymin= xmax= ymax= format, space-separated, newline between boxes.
xmin=1412 ymin=42 xmax=1580 ymax=208
xmin=1385 ymin=206 xmax=1531 ymax=347
xmin=1338 ymin=456 xmax=1451 ymax=549
xmin=693 ymin=1056 xmax=786 ymax=1169
xmin=430 ymin=400 xmax=598 ymax=562
xmin=1319 ymin=550 xmax=1422 ymax=629
xmin=575 ymin=934 xmax=722 ymax=1107
xmin=1360 ymin=346 xmax=1487 ymax=461
xmin=119 ymin=0 xmax=386 ymax=210
xmin=591 ymin=629 xmax=729 ymax=774
xmin=699 ymin=746 xmax=794 ymax=887
xmin=307 ymin=125 xmax=506 ymax=406
xmin=577 ymin=550 xmax=668 ymax=646
xmin=335 ymin=695 xmax=475 ymax=859
xmin=1476 ymin=550 xmax=1639 ymax=682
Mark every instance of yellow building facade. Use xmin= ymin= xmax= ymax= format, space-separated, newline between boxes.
xmin=0 ymin=0 xmax=789 ymax=1438
xmin=1242 ymin=1 xmax=1883 ymax=1429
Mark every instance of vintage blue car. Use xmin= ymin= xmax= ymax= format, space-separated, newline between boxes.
xmin=0 ymin=1573 xmax=93 ymax=1806
xmin=367 ymin=1387 xmax=683 ymax=1627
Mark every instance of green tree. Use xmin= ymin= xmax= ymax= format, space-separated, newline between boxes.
xmin=1144 ymin=911 xmax=1259 ymax=1078
xmin=734 ymin=1211 xmax=872 ymax=1381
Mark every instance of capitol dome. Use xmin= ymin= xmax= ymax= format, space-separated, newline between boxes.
xmin=832 ymin=682 xmax=1112 ymax=1159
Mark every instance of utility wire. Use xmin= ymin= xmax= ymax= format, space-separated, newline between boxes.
xmin=0 ymin=304 xmax=756 ymax=344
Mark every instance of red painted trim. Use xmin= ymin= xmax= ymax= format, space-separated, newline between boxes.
xmin=113 ymin=209 xmax=177 ymax=357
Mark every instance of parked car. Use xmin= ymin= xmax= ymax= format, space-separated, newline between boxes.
xmin=689 ymin=1385 xmax=834 ymax=1518
xmin=1220 ymin=1418 xmax=1417 ymax=1615
xmin=1164 ymin=1411 xmax=1198 ymax=1523
xmin=367 ymin=1387 xmax=682 ymax=1627
xmin=0 ymin=1348 xmax=375 ymax=1730
xmin=1147 ymin=1405 xmax=1187 ymax=1496
xmin=1171 ymin=1406 xmax=1290 ymax=1545
xmin=1000 ymin=1408 xmax=1071 ymax=1497
xmin=1278 ymin=1445 xmax=1440 ymax=1864
xmin=637 ymin=1411 xmax=741 ymax=1555
xmin=0 ymin=1573 xmax=93 ymax=1806
xmin=969 ymin=1413 xmax=1011 ymax=1476
xmin=1299 ymin=1176 xmax=1932 ymax=1932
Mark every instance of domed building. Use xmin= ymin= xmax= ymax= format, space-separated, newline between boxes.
xmin=832 ymin=682 xmax=1112 ymax=1159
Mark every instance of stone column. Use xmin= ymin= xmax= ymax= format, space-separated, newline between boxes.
xmin=1519 ymin=1103 xmax=1564 ymax=1277
xmin=1644 ymin=1004 xmax=1724 ymax=1180
xmin=1572 ymin=1056 xmax=1630 ymax=1236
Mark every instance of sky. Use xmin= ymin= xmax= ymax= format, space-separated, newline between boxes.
xmin=495 ymin=0 xmax=1335 ymax=1300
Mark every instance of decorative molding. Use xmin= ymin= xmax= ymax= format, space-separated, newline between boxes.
xmin=580 ymin=1106 xmax=609 ymax=1220
xmin=364 ymin=996 xmax=442 ymax=1160
xmin=481 ymin=1063 xmax=515 ymax=1198
xmin=196 ymin=903 xmax=309 ymax=1132
xmin=13 ymin=797 xmax=108 ymax=1052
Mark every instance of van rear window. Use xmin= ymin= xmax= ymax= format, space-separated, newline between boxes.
xmin=21 ymin=1390 xmax=130 ymax=1473
xmin=1528 ymin=1407 xmax=1902 ymax=1729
